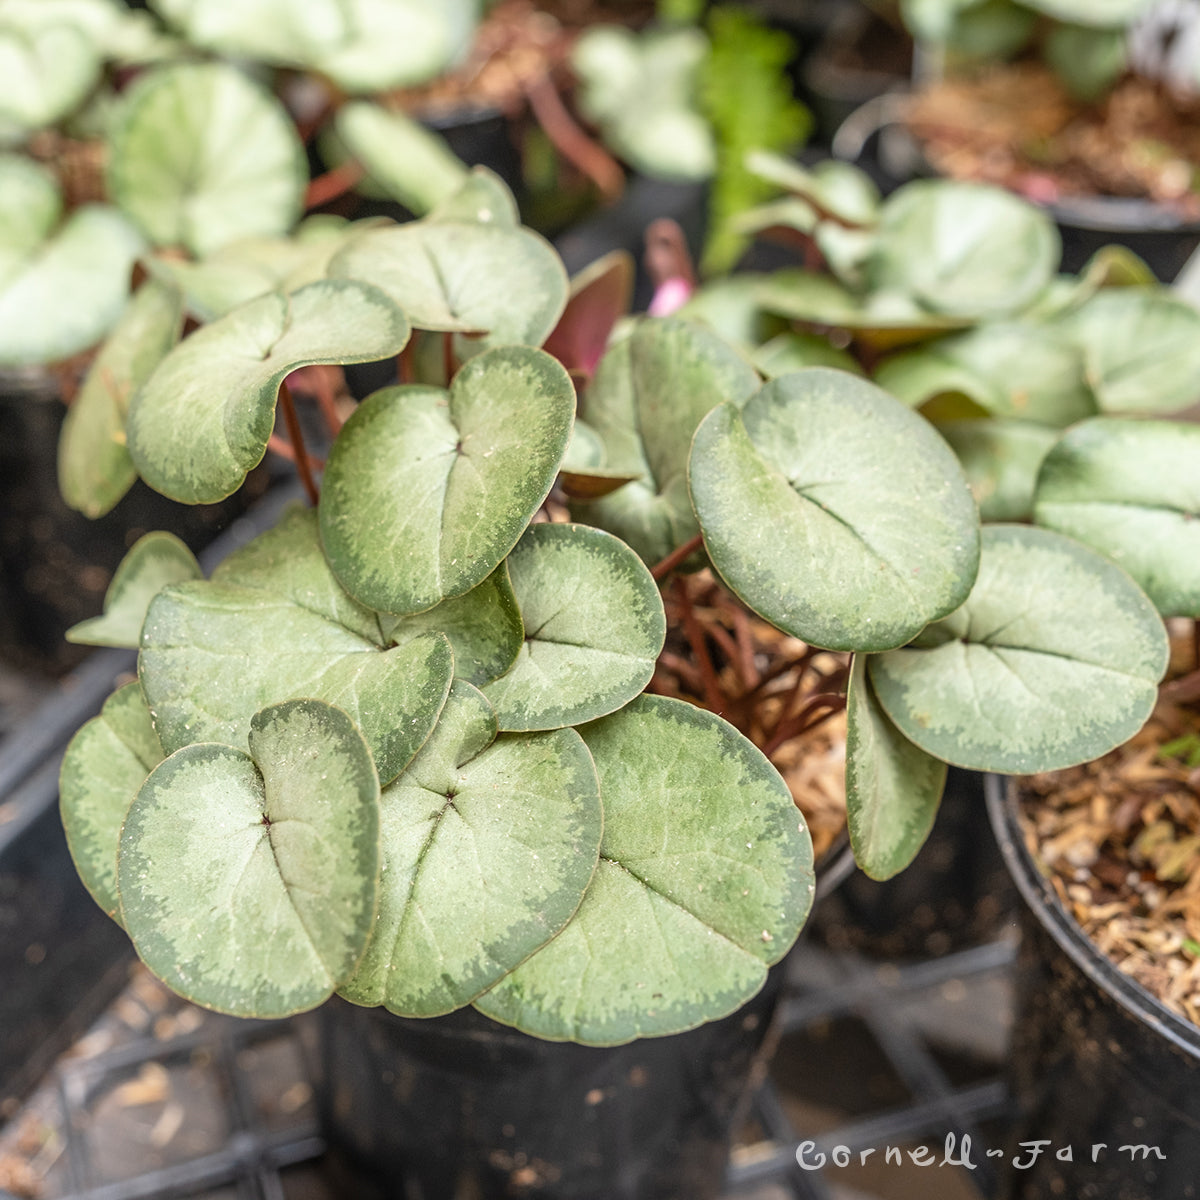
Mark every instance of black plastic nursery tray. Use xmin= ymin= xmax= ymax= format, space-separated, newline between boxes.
xmin=0 ymin=933 xmax=1016 ymax=1200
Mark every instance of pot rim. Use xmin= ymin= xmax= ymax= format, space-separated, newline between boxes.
xmin=983 ymin=772 xmax=1200 ymax=1060
xmin=833 ymin=92 xmax=1200 ymax=235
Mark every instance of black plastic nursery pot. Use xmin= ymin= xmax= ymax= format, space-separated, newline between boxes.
xmin=813 ymin=766 xmax=1014 ymax=960
xmin=985 ymin=774 xmax=1200 ymax=1200
xmin=834 ymin=105 xmax=1200 ymax=284
xmin=317 ymin=845 xmax=855 ymax=1200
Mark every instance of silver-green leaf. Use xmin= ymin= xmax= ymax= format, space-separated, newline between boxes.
xmin=1033 ymin=417 xmax=1200 ymax=617
xmin=58 ymin=280 xmax=185 ymax=518
xmin=128 ymin=280 xmax=410 ymax=503
xmin=339 ymin=681 xmax=601 ymax=1017
xmin=481 ymin=523 xmax=666 ymax=731
xmin=868 ymin=524 xmax=1169 ymax=774
xmin=689 ymin=367 xmax=981 ymax=652
xmin=118 ymin=699 xmax=380 ymax=1017
xmin=475 ymin=695 xmax=814 ymax=1045
xmin=319 ymin=347 xmax=575 ymax=615
xmin=60 ymin=682 xmax=164 ymax=921
xmin=845 ymin=654 xmax=947 ymax=881
xmin=67 ymin=531 xmax=201 ymax=648
xmin=139 ymin=582 xmax=453 ymax=785
xmin=106 ymin=62 xmax=307 ymax=258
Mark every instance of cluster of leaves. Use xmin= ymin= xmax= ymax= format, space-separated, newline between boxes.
xmin=0 ymin=0 xmax=486 ymax=379
xmin=900 ymin=0 xmax=1160 ymax=101
xmin=57 ymin=167 xmax=829 ymax=1044
xmin=668 ymin=152 xmax=1198 ymax=874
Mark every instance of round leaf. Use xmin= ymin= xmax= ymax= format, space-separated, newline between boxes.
xmin=311 ymin=0 xmax=477 ymax=93
xmin=58 ymin=279 xmax=185 ymax=517
xmin=866 ymin=181 xmax=1060 ymax=320
xmin=149 ymin=0 xmax=348 ymax=66
xmin=328 ymin=220 xmax=568 ymax=352
xmin=106 ymin=62 xmax=307 ymax=258
xmin=118 ymin=699 xmax=380 ymax=1017
xmin=139 ymin=581 xmax=453 ymax=786
xmin=481 ymin=524 xmax=666 ymax=731
xmin=319 ymin=347 xmax=575 ymax=614
xmin=0 ymin=155 xmax=61 ymax=271
xmin=874 ymin=322 xmax=1095 ymax=426
xmin=335 ymin=102 xmax=469 ymax=217
xmin=0 ymin=205 xmax=143 ymax=366
xmin=339 ymin=681 xmax=602 ymax=1016
xmin=1033 ymin=417 xmax=1200 ymax=617
xmin=0 ymin=17 xmax=100 ymax=129
xmin=868 ymin=524 xmax=1169 ymax=774
xmin=66 ymin=531 xmax=201 ymax=648
xmin=60 ymin=682 xmax=164 ymax=921
xmin=475 ymin=696 xmax=814 ymax=1045
xmin=689 ymin=368 xmax=981 ymax=652
xmin=128 ymin=280 xmax=410 ymax=503
xmin=1053 ymin=289 xmax=1200 ymax=414
xmin=845 ymin=654 xmax=947 ymax=882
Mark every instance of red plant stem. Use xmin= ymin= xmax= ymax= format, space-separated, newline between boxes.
xmin=266 ymin=433 xmax=297 ymax=463
xmin=730 ymin=605 xmax=759 ymax=692
xmin=704 ymin=621 xmax=743 ymax=683
xmin=523 ymin=72 xmax=625 ymax=202
xmin=657 ymin=650 xmax=707 ymax=695
xmin=1194 ymin=618 xmax=1199 ymax=673
xmin=443 ymin=331 xmax=456 ymax=384
xmin=311 ymin=365 xmax=345 ymax=438
xmin=674 ymin=577 xmax=725 ymax=714
xmin=305 ymin=160 xmax=365 ymax=210
xmin=279 ymin=382 xmax=320 ymax=506
xmin=762 ymin=693 xmax=846 ymax=757
xmin=650 ymin=533 xmax=704 ymax=582
xmin=397 ymin=340 xmax=416 ymax=385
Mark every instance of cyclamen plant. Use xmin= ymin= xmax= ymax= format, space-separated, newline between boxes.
xmin=57 ymin=150 xmax=1172 ymax=1041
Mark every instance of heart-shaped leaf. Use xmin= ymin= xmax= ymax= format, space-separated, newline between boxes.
xmin=572 ymin=319 xmax=761 ymax=566
xmin=58 ymin=280 xmax=185 ymax=518
xmin=0 ymin=16 xmax=100 ymax=130
xmin=139 ymin=582 xmax=453 ymax=785
xmin=1033 ymin=417 xmax=1200 ymax=617
xmin=426 ymin=167 xmax=520 ymax=228
xmin=874 ymin=322 xmax=1095 ymax=426
xmin=60 ymin=682 xmax=164 ymax=921
xmin=310 ymin=0 xmax=477 ymax=92
xmin=335 ymin=102 xmax=469 ymax=216
xmin=481 ymin=523 xmax=665 ymax=731
xmin=339 ymin=681 xmax=602 ymax=1016
xmin=148 ymin=0 xmax=348 ymax=66
xmin=845 ymin=654 xmax=947 ymax=881
xmin=475 ymin=695 xmax=814 ymax=1045
xmin=143 ymin=217 xmax=362 ymax=322
xmin=0 ymin=205 xmax=144 ymax=366
xmin=1053 ymin=289 xmax=1200 ymax=414
xmin=319 ymin=347 xmax=575 ymax=614
xmin=380 ymin=564 xmax=523 ymax=688
xmin=0 ymin=155 xmax=61 ymax=272
xmin=938 ymin=419 xmax=1060 ymax=522
xmin=67 ymin=531 xmax=201 ymax=648
xmin=118 ymin=699 xmax=380 ymax=1017
xmin=328 ymin=220 xmax=568 ymax=352
xmin=866 ymin=181 xmax=1059 ymax=320
xmin=868 ymin=524 xmax=1169 ymax=774
xmin=213 ymin=505 xmax=382 ymax=643
xmin=128 ymin=279 xmax=410 ymax=503
xmin=106 ymin=61 xmax=307 ymax=258
xmin=690 ymin=368 xmax=981 ymax=652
